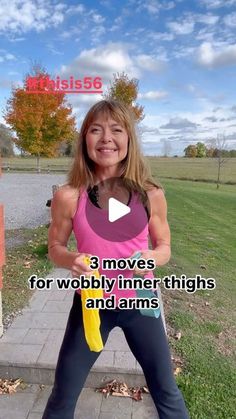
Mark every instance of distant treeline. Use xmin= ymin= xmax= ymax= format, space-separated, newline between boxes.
xmin=184 ymin=142 xmax=236 ymax=157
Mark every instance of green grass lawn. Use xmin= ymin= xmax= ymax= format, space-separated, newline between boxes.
xmin=2 ymin=156 xmax=72 ymax=172
xmin=2 ymin=227 xmax=53 ymax=318
xmin=156 ymin=179 xmax=236 ymax=419
xmin=1 ymin=164 xmax=235 ymax=417
xmin=149 ymin=156 xmax=236 ymax=184
xmin=2 ymin=227 xmax=76 ymax=319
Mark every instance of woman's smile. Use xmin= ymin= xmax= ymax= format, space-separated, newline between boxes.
xmin=97 ymin=147 xmax=118 ymax=155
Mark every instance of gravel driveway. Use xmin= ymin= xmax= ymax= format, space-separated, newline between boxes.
xmin=0 ymin=173 xmax=67 ymax=230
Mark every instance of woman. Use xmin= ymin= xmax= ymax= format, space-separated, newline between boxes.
xmin=42 ymin=100 xmax=190 ymax=418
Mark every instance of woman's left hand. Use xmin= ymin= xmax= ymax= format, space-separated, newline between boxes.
xmin=128 ymin=249 xmax=157 ymax=276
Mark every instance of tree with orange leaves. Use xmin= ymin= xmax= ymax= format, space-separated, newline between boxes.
xmin=4 ymin=65 xmax=77 ymax=171
xmin=103 ymin=72 xmax=144 ymax=122
xmin=0 ymin=154 xmax=5 ymax=337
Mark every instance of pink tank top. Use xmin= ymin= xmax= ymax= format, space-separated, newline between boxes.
xmin=72 ymin=186 xmax=156 ymax=307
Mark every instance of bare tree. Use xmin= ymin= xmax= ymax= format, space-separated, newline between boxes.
xmin=162 ymin=139 xmax=172 ymax=157
xmin=208 ymin=134 xmax=228 ymax=189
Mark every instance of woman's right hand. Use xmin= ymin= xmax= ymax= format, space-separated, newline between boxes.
xmin=71 ymin=253 xmax=95 ymax=278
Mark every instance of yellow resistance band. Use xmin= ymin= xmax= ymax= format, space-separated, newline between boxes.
xmin=81 ymin=256 xmax=104 ymax=352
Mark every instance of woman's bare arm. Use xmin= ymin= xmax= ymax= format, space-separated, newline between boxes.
xmin=148 ymin=187 xmax=171 ymax=266
xmin=48 ymin=187 xmax=79 ymax=269
xmin=48 ymin=186 xmax=93 ymax=276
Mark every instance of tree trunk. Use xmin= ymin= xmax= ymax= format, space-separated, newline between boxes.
xmin=216 ymin=157 xmax=220 ymax=189
xmin=36 ymin=154 xmax=41 ymax=173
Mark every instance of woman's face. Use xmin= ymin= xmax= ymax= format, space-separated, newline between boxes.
xmin=85 ymin=114 xmax=129 ymax=170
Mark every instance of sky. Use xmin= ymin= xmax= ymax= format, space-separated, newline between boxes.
xmin=0 ymin=0 xmax=236 ymax=156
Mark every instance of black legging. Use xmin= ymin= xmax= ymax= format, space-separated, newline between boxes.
xmin=42 ymin=291 xmax=190 ymax=419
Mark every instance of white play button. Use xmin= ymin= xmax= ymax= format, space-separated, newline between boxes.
xmin=86 ymin=178 xmax=149 ymax=242
xmin=108 ymin=197 xmax=131 ymax=222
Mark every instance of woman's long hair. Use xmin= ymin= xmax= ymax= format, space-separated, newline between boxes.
xmin=67 ymin=100 xmax=163 ymax=202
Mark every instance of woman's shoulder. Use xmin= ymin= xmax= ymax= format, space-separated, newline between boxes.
xmin=146 ymin=186 xmax=165 ymax=201
xmin=51 ymin=184 xmax=81 ymax=217
xmin=54 ymin=183 xmax=80 ymax=200
xmin=145 ymin=186 xmax=167 ymax=221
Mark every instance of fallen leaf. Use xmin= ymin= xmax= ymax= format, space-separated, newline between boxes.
xmin=0 ymin=378 xmax=24 ymax=394
xmin=174 ymin=367 xmax=182 ymax=376
xmin=96 ymin=380 xmax=149 ymax=401
xmin=171 ymin=356 xmax=183 ymax=365
xmin=23 ymin=261 xmax=31 ymax=268
xmin=132 ymin=388 xmax=143 ymax=401
xmin=112 ymin=392 xmax=130 ymax=398
xmin=174 ymin=331 xmax=182 ymax=340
